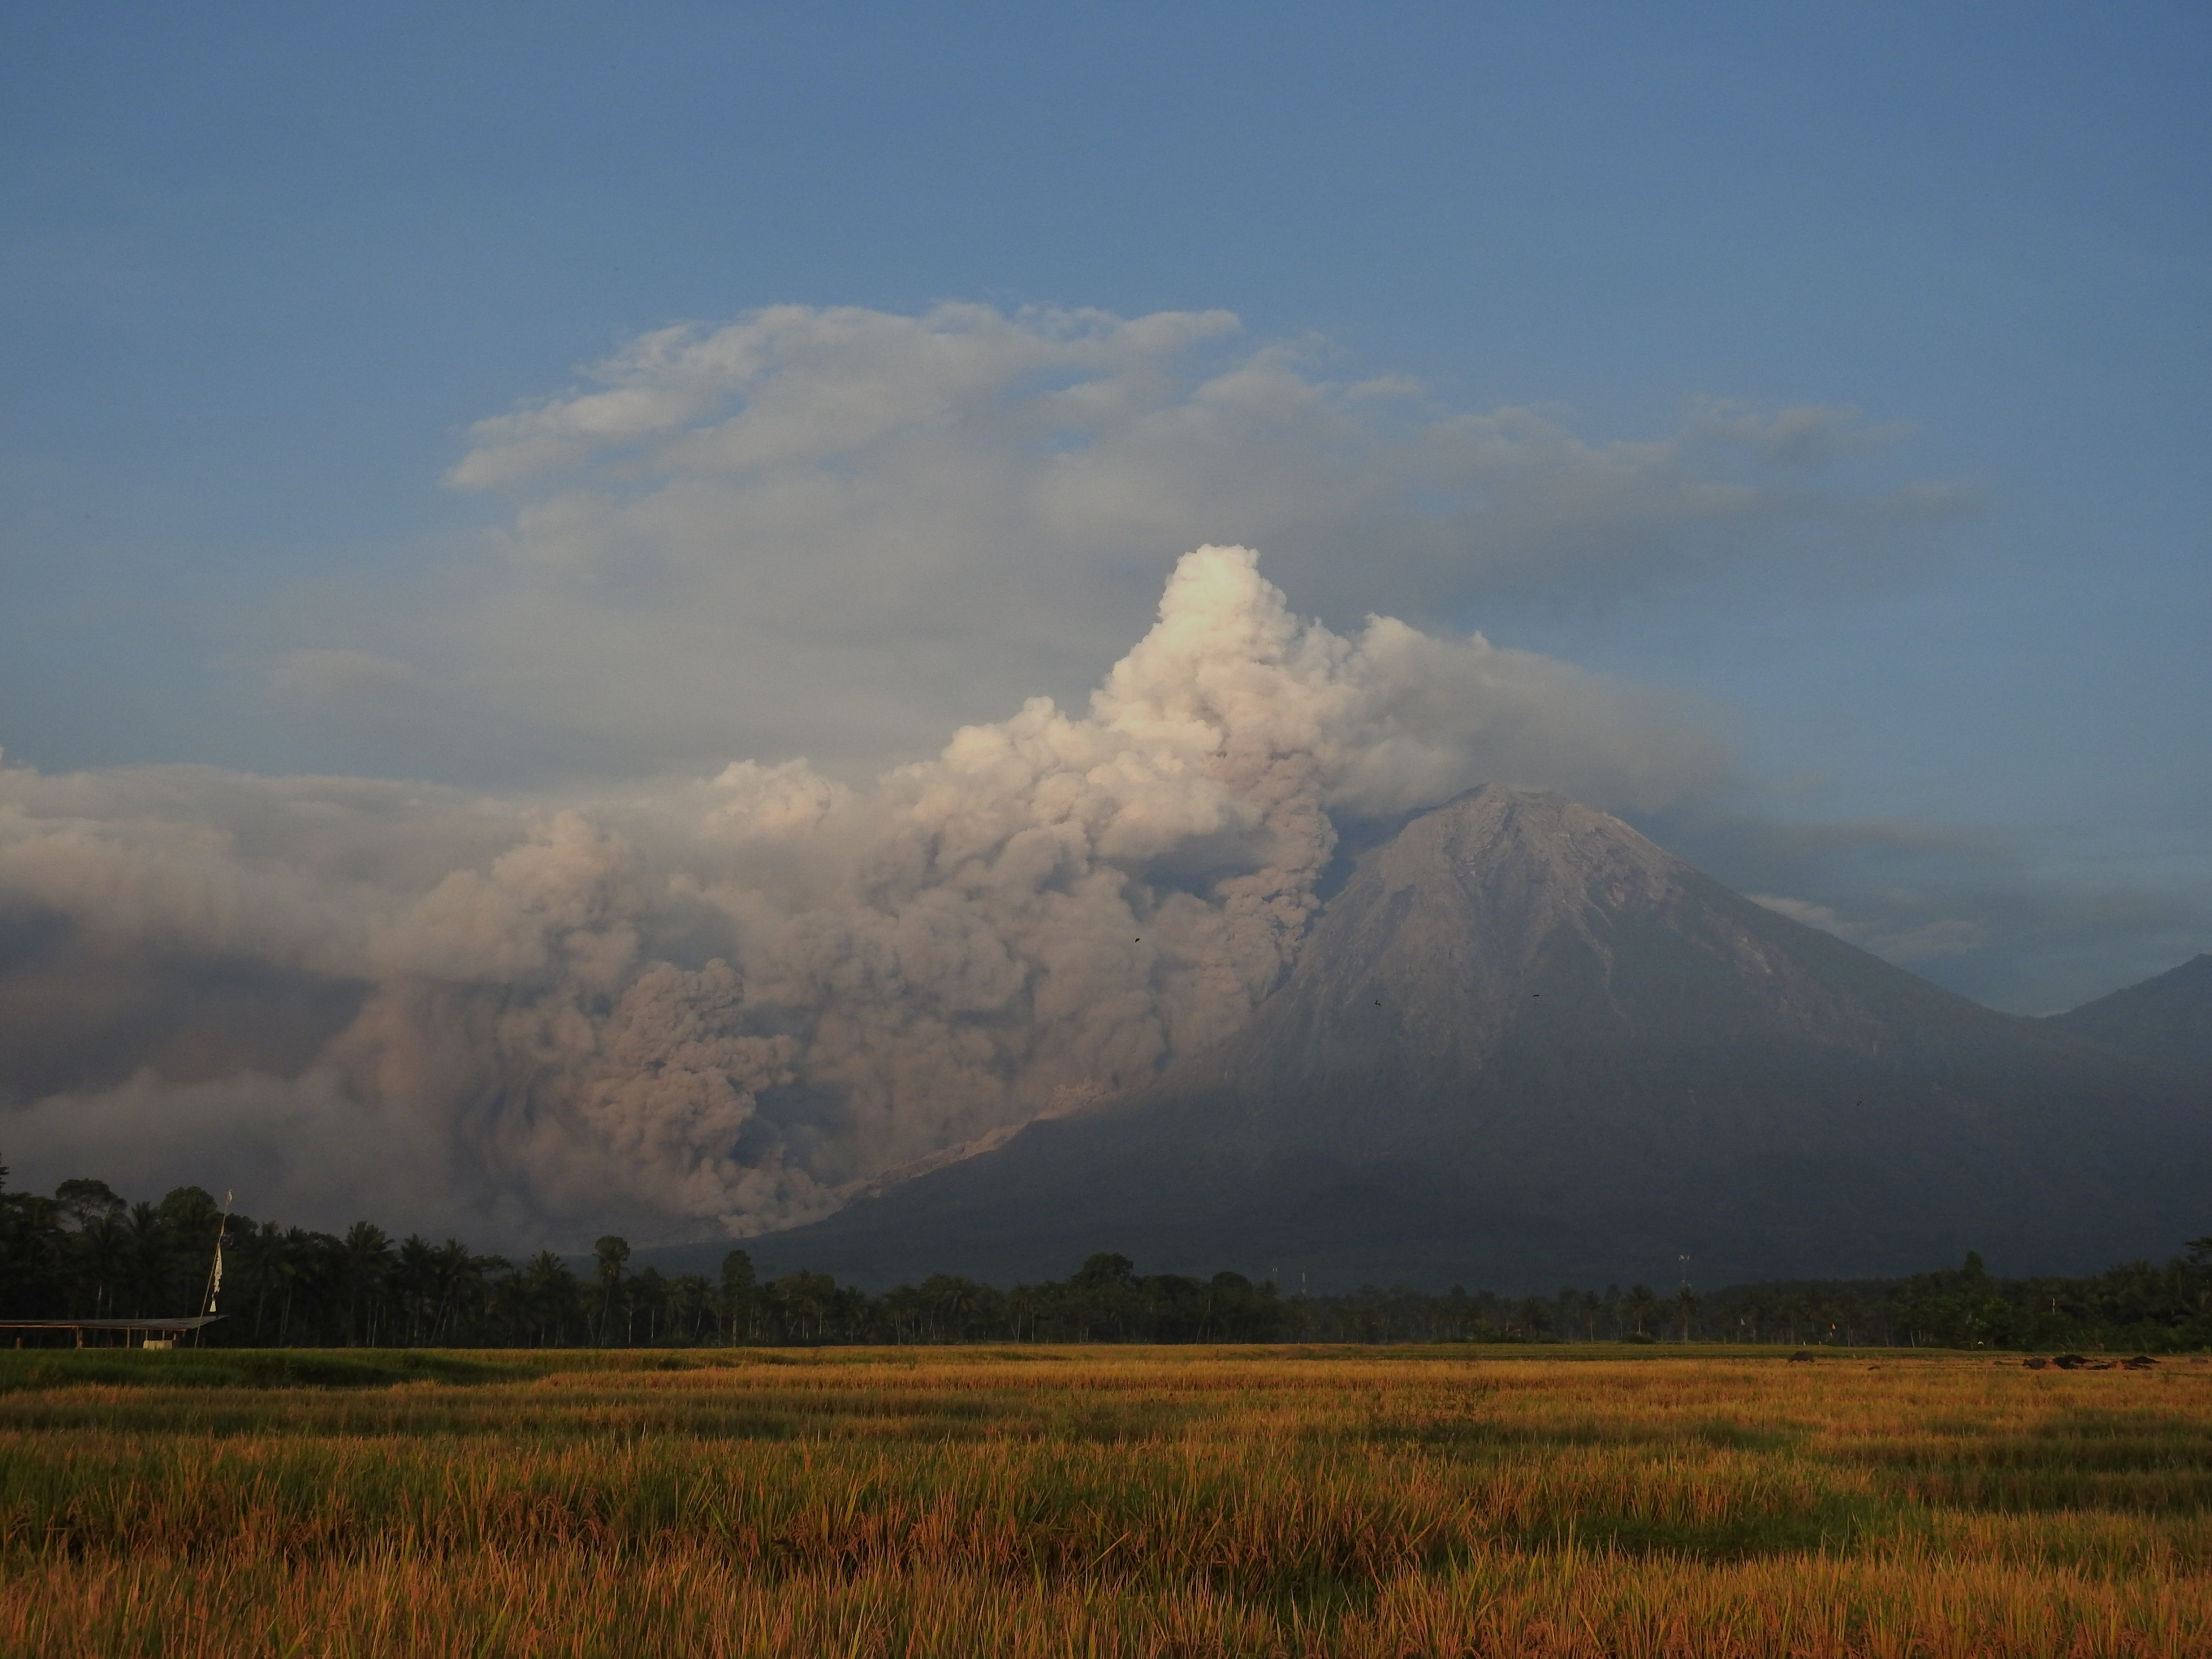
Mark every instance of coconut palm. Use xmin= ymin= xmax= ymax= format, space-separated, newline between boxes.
xmin=339 ymin=1221 xmax=394 ymax=1346
xmin=72 ymin=1212 xmax=130 ymax=1317
xmin=121 ymin=1203 xmax=173 ymax=1318
xmin=593 ymin=1235 xmax=630 ymax=1345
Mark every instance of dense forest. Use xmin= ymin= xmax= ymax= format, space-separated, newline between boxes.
xmin=2 ymin=1163 xmax=2206 ymax=1351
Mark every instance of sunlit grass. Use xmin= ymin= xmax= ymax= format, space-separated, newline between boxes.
xmin=0 ymin=1346 xmax=2206 ymax=1655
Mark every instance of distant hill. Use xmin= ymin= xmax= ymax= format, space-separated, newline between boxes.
xmin=2042 ymin=954 xmax=2212 ymax=1084
xmin=649 ymin=787 xmax=2211 ymax=1293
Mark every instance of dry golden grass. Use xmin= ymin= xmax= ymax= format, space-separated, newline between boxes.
xmin=0 ymin=1346 xmax=2206 ymax=1656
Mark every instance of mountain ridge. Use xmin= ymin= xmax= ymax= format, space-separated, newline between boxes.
xmin=2041 ymin=954 xmax=2212 ymax=1082
xmin=646 ymin=787 xmax=2210 ymax=1292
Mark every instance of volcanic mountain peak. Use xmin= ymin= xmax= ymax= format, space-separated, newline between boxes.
xmin=1236 ymin=784 xmax=1893 ymax=1085
xmin=688 ymin=785 xmax=2212 ymax=1293
xmin=1240 ymin=786 xmax=1676 ymax=1073
xmin=1364 ymin=784 xmax=1684 ymax=960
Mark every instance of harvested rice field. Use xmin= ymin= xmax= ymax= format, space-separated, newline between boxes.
xmin=1 ymin=1345 xmax=2207 ymax=1657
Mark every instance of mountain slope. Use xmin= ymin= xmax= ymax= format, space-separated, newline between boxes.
xmin=711 ymin=787 xmax=2211 ymax=1292
xmin=2043 ymin=954 xmax=2212 ymax=1084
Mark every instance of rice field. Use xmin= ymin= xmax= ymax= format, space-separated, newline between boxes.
xmin=0 ymin=1345 xmax=2207 ymax=1657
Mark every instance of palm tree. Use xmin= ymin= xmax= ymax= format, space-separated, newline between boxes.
xmin=665 ymin=1273 xmax=714 ymax=1343
xmin=430 ymin=1239 xmax=504 ymax=1344
xmin=393 ymin=1235 xmax=440 ymax=1345
xmin=629 ymin=1266 xmax=668 ymax=1343
xmin=920 ymin=1273 xmax=975 ymax=1343
xmin=1623 ymin=1283 xmax=1660 ymax=1338
xmin=340 ymin=1222 xmax=393 ymax=1346
xmin=122 ymin=1202 xmax=172 ymax=1318
xmin=72 ymin=1212 xmax=130 ymax=1318
xmin=1577 ymin=1290 xmax=1604 ymax=1342
xmin=234 ymin=1220 xmax=293 ymax=1341
xmin=720 ymin=1250 xmax=756 ymax=1344
xmin=594 ymin=1236 xmax=630 ymax=1345
xmin=1514 ymin=1296 xmax=1553 ymax=1340
xmin=525 ymin=1250 xmax=583 ymax=1345
xmin=774 ymin=1271 xmax=844 ymax=1344
xmin=489 ymin=1264 xmax=532 ymax=1346
xmin=0 ymin=1187 xmax=65 ymax=1318
xmin=276 ymin=1228 xmax=323 ymax=1344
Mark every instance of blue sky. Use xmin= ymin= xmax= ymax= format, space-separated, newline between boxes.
xmin=3 ymin=0 xmax=2208 ymax=1012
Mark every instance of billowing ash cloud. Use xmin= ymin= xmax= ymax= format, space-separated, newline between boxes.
xmin=282 ymin=302 xmax=1960 ymax=784
xmin=0 ymin=548 xmax=1722 ymax=1245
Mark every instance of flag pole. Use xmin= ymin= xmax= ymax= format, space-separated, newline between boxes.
xmin=196 ymin=1190 xmax=233 ymax=1347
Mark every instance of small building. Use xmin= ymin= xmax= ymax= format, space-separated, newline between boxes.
xmin=0 ymin=1317 xmax=223 ymax=1349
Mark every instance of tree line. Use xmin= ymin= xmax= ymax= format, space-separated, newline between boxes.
xmin=0 ymin=1165 xmax=1287 ymax=1346
xmin=2 ymin=1162 xmax=2204 ymax=1350
xmin=1283 ymin=1247 xmax=2212 ymax=1352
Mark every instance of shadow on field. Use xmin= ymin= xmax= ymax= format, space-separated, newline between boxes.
xmin=0 ymin=1350 xmax=507 ymax=1392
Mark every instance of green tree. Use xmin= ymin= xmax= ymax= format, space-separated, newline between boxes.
xmin=339 ymin=1222 xmax=393 ymax=1345
xmin=1069 ymin=1252 xmax=1139 ymax=1340
xmin=666 ymin=1273 xmax=716 ymax=1343
xmin=720 ymin=1249 xmax=757 ymax=1343
xmin=1514 ymin=1296 xmax=1553 ymax=1340
xmin=630 ymin=1265 xmax=667 ymax=1342
xmin=521 ymin=1250 xmax=584 ymax=1345
xmin=54 ymin=1178 xmax=125 ymax=1231
xmin=72 ymin=1211 xmax=130 ymax=1317
xmin=771 ymin=1270 xmax=842 ymax=1343
xmin=1623 ymin=1283 xmax=1660 ymax=1338
xmin=919 ymin=1273 xmax=986 ymax=1341
xmin=0 ymin=1164 xmax=67 ymax=1318
xmin=122 ymin=1202 xmax=173 ymax=1317
xmin=1576 ymin=1289 xmax=1603 ymax=1341
xmin=430 ymin=1240 xmax=505 ymax=1344
xmin=594 ymin=1236 xmax=631 ymax=1345
xmin=392 ymin=1235 xmax=440 ymax=1345
xmin=235 ymin=1222 xmax=293 ymax=1343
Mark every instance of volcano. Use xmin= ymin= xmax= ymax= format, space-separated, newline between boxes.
xmin=723 ymin=786 xmax=2211 ymax=1292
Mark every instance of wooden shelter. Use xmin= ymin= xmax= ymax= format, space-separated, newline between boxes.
xmin=0 ymin=1317 xmax=223 ymax=1349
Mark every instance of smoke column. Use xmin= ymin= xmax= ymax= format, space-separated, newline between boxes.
xmin=0 ymin=548 xmax=1719 ymax=1243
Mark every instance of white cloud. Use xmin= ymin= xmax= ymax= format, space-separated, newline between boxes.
xmin=279 ymin=302 xmax=1956 ymax=783
xmin=1749 ymin=892 xmax=1989 ymax=962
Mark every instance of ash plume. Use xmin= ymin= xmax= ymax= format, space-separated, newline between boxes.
xmin=0 ymin=549 xmax=1719 ymax=1245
